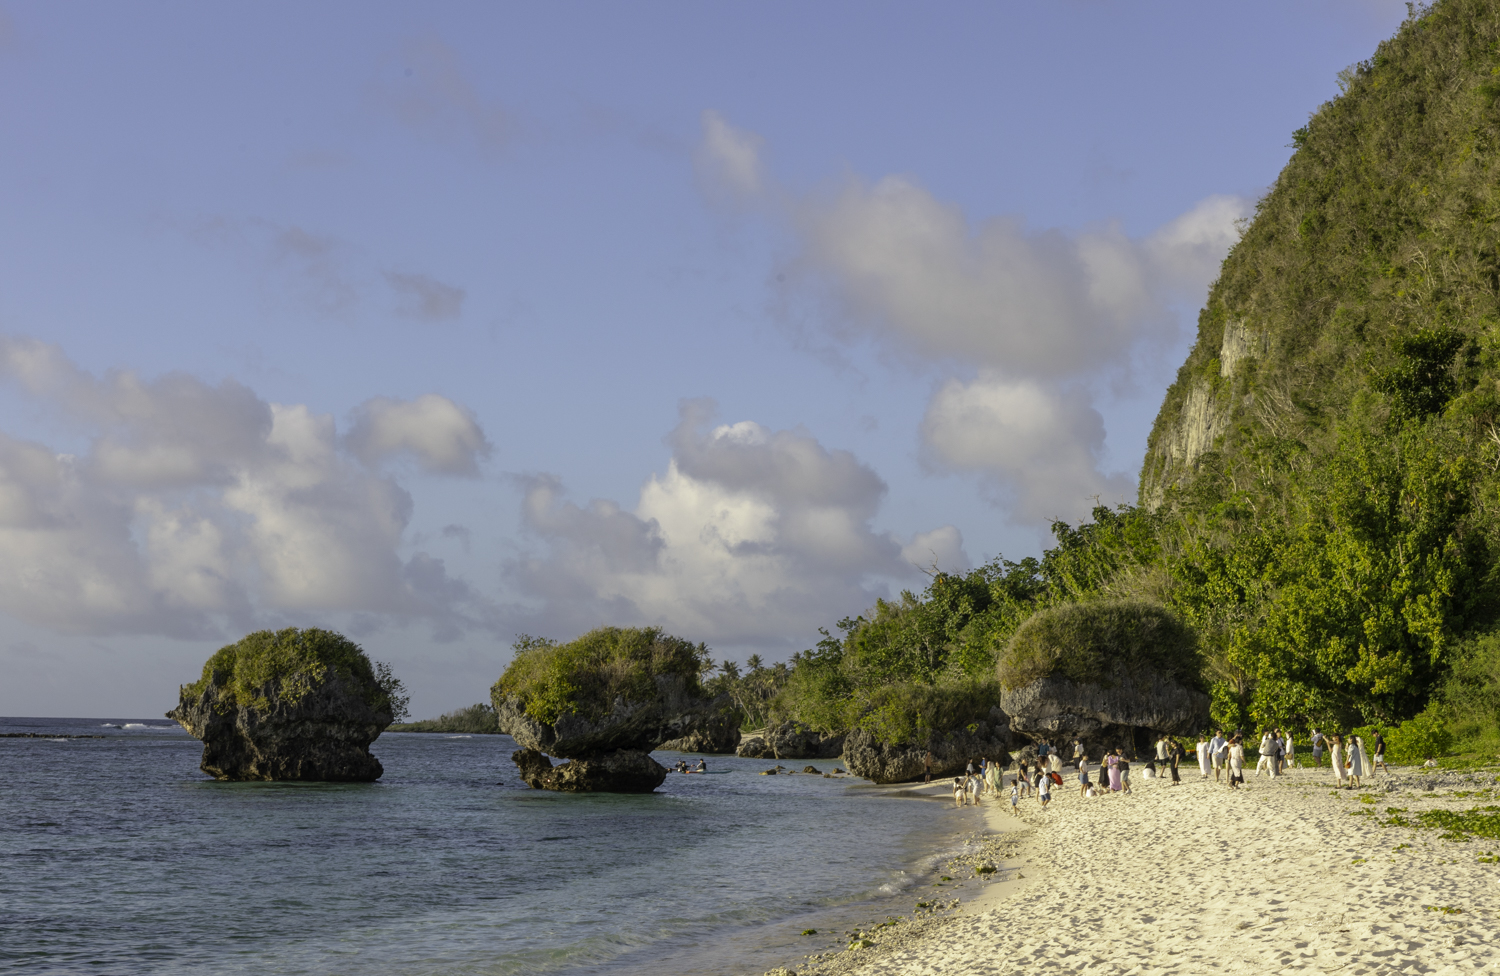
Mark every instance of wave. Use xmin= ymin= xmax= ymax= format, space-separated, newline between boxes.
xmin=122 ymin=724 xmax=175 ymax=730
xmin=445 ymin=735 xmax=473 ymax=739
xmin=101 ymin=723 xmax=120 ymax=728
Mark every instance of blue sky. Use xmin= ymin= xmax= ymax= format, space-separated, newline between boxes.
xmin=0 ymin=1 xmax=1407 ymax=717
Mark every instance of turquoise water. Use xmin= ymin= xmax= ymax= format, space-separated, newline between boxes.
xmin=0 ymin=717 xmax=981 ymax=976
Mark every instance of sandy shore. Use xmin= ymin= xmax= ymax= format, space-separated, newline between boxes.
xmin=768 ymin=762 xmax=1500 ymax=975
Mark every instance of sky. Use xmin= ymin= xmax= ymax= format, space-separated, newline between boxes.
xmin=0 ymin=1 xmax=1409 ymax=718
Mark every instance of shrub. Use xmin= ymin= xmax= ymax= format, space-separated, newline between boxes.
xmin=853 ymin=678 xmax=1001 ymax=746
xmin=1386 ymin=709 xmax=1455 ymax=763
xmin=185 ymin=627 xmax=406 ymax=719
xmin=997 ymin=600 xmax=1201 ymax=691
xmin=390 ymin=703 xmax=498 ymax=733
xmin=491 ymin=626 xmax=708 ymax=725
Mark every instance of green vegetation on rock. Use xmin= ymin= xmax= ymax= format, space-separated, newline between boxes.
xmin=185 ymin=627 xmax=408 ymax=720
xmin=491 ymin=627 xmax=708 ymax=725
xmin=997 ymin=600 xmax=1201 ymax=692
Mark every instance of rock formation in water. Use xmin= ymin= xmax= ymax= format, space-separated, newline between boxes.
xmin=511 ymin=748 xmax=667 ymax=793
xmin=655 ymin=705 xmax=742 ymax=754
xmin=734 ymin=721 xmax=845 ymax=760
xmin=168 ymin=628 xmax=400 ymax=781
xmin=492 ymin=626 xmax=726 ymax=792
xmin=841 ymin=710 xmax=1013 ymax=784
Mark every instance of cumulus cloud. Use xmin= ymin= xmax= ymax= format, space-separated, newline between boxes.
xmin=509 ymin=400 xmax=965 ymax=647
xmin=694 ymin=112 xmax=1248 ymax=524
xmin=922 ymin=374 xmax=1132 ymax=522
xmin=345 ymin=394 xmax=491 ymax=476
xmin=386 ymin=271 xmax=465 ymax=322
xmin=695 ymin=110 xmax=765 ymax=202
xmin=0 ymin=336 xmax=493 ymax=637
xmin=789 ymin=176 xmax=1248 ymax=377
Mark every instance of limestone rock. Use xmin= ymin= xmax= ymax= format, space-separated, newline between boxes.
xmin=656 ymin=706 xmax=742 ymax=754
xmin=493 ymin=676 xmax=730 ymax=759
xmin=169 ymin=672 xmax=391 ymax=781
xmin=843 ymin=712 xmax=1013 ymax=784
xmin=1000 ymin=669 xmax=1210 ymax=757
xmin=511 ymin=748 xmax=667 ymax=793
xmin=735 ymin=721 xmax=844 ymax=759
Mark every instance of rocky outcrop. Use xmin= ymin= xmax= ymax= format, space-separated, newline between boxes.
xmin=1000 ymin=669 xmax=1209 ymax=758
xmin=735 ymin=721 xmax=845 ymax=760
xmin=656 ymin=707 xmax=742 ymax=754
xmin=494 ymin=676 xmax=729 ymax=759
xmin=168 ymin=672 xmax=391 ymax=781
xmin=842 ymin=711 xmax=1013 ymax=784
xmin=511 ymin=748 xmax=667 ymax=793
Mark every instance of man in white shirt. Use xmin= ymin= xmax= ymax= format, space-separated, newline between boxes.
xmin=1209 ymin=730 xmax=1227 ymax=783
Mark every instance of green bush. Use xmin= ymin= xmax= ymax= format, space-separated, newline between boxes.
xmin=997 ymin=600 xmax=1201 ymax=691
xmin=490 ymin=627 xmax=707 ymax=725
xmin=854 ymin=678 xmax=1001 ymax=746
xmin=185 ymin=627 xmax=406 ymax=719
xmin=1387 ymin=709 xmax=1456 ymax=762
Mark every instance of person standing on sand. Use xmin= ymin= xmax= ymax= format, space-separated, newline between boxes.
xmin=1078 ymin=755 xmax=1091 ymax=797
xmin=1155 ymin=735 xmax=1169 ymax=771
xmin=1196 ymin=735 xmax=1211 ymax=778
xmin=1168 ymin=738 xmax=1183 ymax=785
xmin=1210 ymin=730 xmax=1228 ymax=783
xmin=1072 ymin=737 xmax=1084 ymax=768
xmin=1311 ymin=728 xmax=1325 ymax=767
xmin=1038 ymin=768 xmax=1052 ymax=809
xmin=1009 ymin=779 xmax=1020 ymax=816
xmin=1330 ymin=734 xmax=1347 ymax=788
xmin=1227 ymin=735 xmax=1245 ymax=789
xmin=1372 ymin=732 xmax=1387 ymax=775
xmin=1105 ymin=752 xmax=1122 ymax=792
xmin=924 ymin=751 xmax=934 ymax=783
xmin=952 ymin=777 xmax=967 ymax=806
xmin=1348 ymin=736 xmax=1365 ymax=788
xmin=968 ymin=772 xmax=982 ymax=805
xmin=1119 ymin=750 xmax=1133 ymax=793
xmin=1285 ymin=733 xmax=1296 ymax=774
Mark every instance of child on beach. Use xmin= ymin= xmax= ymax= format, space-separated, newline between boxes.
xmin=1078 ymin=756 xmax=1091 ymax=797
xmin=1037 ymin=770 xmax=1051 ymax=809
xmin=1009 ymin=779 xmax=1019 ymax=816
xmin=953 ymin=777 xmax=967 ymax=806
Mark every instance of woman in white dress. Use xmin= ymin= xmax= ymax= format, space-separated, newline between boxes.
xmin=1284 ymin=735 xmax=1296 ymax=774
xmin=1330 ymin=735 xmax=1347 ymax=788
xmin=1227 ymin=736 xmax=1245 ymax=789
xmin=1348 ymin=736 xmax=1365 ymax=788
xmin=1196 ymin=736 xmax=1212 ymax=778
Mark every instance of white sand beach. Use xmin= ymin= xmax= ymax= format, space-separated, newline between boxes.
xmin=773 ymin=763 xmax=1500 ymax=975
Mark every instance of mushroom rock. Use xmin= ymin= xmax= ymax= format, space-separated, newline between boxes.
xmin=842 ymin=713 xmax=1013 ymax=785
xmin=511 ymin=748 xmax=667 ymax=793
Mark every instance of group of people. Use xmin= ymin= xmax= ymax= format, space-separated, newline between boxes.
xmin=942 ymin=726 xmax=1392 ymax=809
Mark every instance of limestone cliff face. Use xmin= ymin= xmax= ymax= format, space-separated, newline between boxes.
xmin=840 ymin=711 xmax=1013 ymax=785
xmin=999 ymin=669 xmax=1209 ymax=758
xmin=734 ymin=721 xmax=844 ymax=760
xmin=169 ymin=672 xmax=392 ymax=781
xmin=1140 ymin=320 xmax=1269 ymax=508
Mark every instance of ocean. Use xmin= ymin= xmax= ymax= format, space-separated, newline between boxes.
xmin=0 ymin=716 xmax=984 ymax=976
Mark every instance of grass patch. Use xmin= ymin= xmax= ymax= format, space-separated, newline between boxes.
xmin=1381 ymin=805 xmax=1500 ymax=840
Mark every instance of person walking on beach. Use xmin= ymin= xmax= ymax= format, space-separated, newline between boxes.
xmin=1348 ymin=735 xmax=1366 ymax=788
xmin=1227 ymin=735 xmax=1245 ymax=789
xmin=1009 ymin=779 xmax=1020 ymax=816
xmin=1119 ymin=750 xmax=1133 ymax=793
xmin=1284 ymin=733 xmax=1296 ymax=774
xmin=1311 ymin=728 xmax=1325 ymax=767
xmin=1330 ymin=734 xmax=1347 ymax=788
xmin=952 ymin=776 xmax=967 ymax=806
xmin=1372 ymin=732 xmax=1387 ymax=775
xmin=1196 ymin=735 xmax=1211 ymax=778
xmin=1168 ymin=738 xmax=1183 ymax=785
xmin=1210 ymin=730 xmax=1227 ymax=783
xmin=1038 ymin=768 xmax=1052 ymax=809
xmin=968 ymin=772 xmax=982 ymax=805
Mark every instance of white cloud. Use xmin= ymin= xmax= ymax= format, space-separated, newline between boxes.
xmin=0 ymin=337 xmax=493 ymax=637
xmin=509 ymin=400 xmax=965 ymax=647
xmin=788 ymin=175 xmax=1249 ymax=378
xmin=693 ymin=112 xmax=1248 ymax=525
xmin=921 ymin=374 xmax=1132 ymax=522
xmin=901 ymin=526 xmax=971 ymax=574
xmin=695 ymin=110 xmax=766 ymax=203
xmin=345 ymin=394 xmax=491 ymax=476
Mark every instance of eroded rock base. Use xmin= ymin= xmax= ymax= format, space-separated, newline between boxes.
xmin=512 ymin=748 xmax=668 ymax=793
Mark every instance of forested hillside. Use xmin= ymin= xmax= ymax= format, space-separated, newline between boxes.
xmin=739 ymin=0 xmax=1500 ymax=756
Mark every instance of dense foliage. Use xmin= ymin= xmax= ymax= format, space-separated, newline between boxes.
xmin=185 ymin=627 xmax=408 ymax=720
xmin=390 ymin=703 xmax=498 ymax=733
xmin=999 ymin=601 xmax=1202 ymax=692
xmin=491 ymin=627 xmax=708 ymax=725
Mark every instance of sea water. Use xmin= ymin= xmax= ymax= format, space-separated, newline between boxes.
xmin=0 ymin=716 xmax=984 ymax=976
